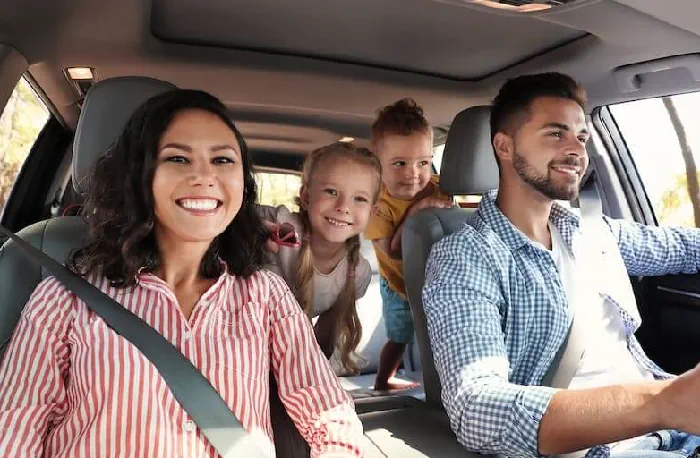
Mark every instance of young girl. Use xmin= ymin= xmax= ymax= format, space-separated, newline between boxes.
xmin=260 ymin=142 xmax=382 ymax=375
xmin=0 ymin=89 xmax=363 ymax=458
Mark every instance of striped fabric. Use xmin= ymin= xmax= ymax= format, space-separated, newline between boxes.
xmin=0 ymin=268 xmax=363 ymax=458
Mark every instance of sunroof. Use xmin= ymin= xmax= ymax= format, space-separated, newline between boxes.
xmin=467 ymin=0 xmax=583 ymax=13
xmin=151 ymin=0 xmax=587 ymax=81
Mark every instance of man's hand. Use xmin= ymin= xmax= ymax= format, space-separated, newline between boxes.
xmin=654 ymin=363 xmax=700 ymax=434
xmin=539 ymin=367 xmax=700 ymax=456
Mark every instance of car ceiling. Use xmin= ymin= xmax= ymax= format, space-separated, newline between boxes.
xmin=1 ymin=0 xmax=700 ymax=163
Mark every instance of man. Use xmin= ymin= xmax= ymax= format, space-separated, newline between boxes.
xmin=422 ymin=72 xmax=700 ymax=458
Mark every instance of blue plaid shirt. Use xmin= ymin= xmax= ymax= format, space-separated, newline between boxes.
xmin=423 ymin=190 xmax=700 ymax=458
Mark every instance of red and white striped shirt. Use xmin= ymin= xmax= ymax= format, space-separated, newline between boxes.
xmin=0 ymin=268 xmax=363 ymax=458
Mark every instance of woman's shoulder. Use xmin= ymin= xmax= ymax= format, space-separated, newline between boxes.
xmin=32 ymin=271 xmax=138 ymax=309
xmin=22 ymin=276 xmax=80 ymax=323
xmin=32 ymin=275 xmax=74 ymax=300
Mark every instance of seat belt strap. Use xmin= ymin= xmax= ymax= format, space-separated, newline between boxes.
xmin=0 ymin=224 xmax=267 ymax=458
xmin=542 ymin=179 xmax=602 ymax=389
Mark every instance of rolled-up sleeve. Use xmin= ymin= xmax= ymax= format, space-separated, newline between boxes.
xmin=267 ymin=273 xmax=363 ymax=457
xmin=604 ymin=216 xmax=700 ymax=277
xmin=423 ymin=231 xmax=557 ymax=458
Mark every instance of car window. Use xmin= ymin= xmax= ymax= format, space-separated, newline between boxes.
xmin=609 ymin=92 xmax=700 ymax=228
xmin=432 ymin=143 xmax=445 ymax=173
xmin=254 ymin=171 xmax=302 ymax=211
xmin=0 ymin=76 xmax=50 ymax=210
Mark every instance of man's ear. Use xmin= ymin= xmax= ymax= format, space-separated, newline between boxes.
xmin=493 ymin=132 xmax=514 ymax=164
xmin=299 ymin=185 xmax=310 ymax=210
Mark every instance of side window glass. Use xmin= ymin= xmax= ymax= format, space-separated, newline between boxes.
xmin=0 ymin=76 xmax=50 ymax=209
xmin=432 ymin=143 xmax=445 ymax=173
xmin=254 ymin=171 xmax=302 ymax=211
xmin=610 ymin=92 xmax=700 ymax=228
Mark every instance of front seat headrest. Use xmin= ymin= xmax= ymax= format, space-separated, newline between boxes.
xmin=439 ymin=105 xmax=499 ymax=196
xmin=72 ymin=76 xmax=177 ymax=195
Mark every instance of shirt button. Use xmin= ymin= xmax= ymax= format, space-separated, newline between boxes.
xmin=183 ymin=330 xmax=192 ymax=340
xmin=184 ymin=420 xmax=195 ymax=432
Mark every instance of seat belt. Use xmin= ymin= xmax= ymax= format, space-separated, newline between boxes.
xmin=0 ymin=225 xmax=267 ymax=458
xmin=541 ymin=179 xmax=602 ymax=389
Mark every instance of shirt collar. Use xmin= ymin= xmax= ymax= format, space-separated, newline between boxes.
xmin=477 ymin=189 xmax=581 ymax=252
xmin=136 ymin=259 xmax=231 ymax=304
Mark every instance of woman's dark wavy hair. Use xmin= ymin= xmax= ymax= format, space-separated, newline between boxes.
xmin=69 ymin=89 xmax=268 ymax=287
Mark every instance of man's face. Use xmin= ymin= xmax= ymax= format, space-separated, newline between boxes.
xmin=497 ymin=97 xmax=590 ymax=201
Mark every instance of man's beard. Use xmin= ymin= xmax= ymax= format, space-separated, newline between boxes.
xmin=512 ymin=149 xmax=581 ymax=201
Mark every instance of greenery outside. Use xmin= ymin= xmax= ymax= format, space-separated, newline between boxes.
xmin=0 ymin=77 xmax=50 ymax=209
xmin=255 ymin=172 xmax=302 ymax=211
xmin=611 ymin=92 xmax=700 ymax=229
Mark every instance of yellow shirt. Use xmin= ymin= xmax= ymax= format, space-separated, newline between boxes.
xmin=363 ymin=175 xmax=450 ymax=298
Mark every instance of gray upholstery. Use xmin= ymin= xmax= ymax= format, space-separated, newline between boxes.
xmin=439 ymin=106 xmax=498 ymax=196
xmin=359 ymin=396 xmax=481 ymax=458
xmin=0 ymin=77 xmax=176 ymax=356
xmin=0 ymin=217 xmax=87 ymax=353
xmin=402 ymin=209 xmax=473 ymax=407
xmin=73 ymin=76 xmax=176 ymax=194
xmin=403 ymin=105 xmax=499 ymax=408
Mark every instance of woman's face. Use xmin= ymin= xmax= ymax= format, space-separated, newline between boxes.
xmin=152 ymin=109 xmax=244 ymax=247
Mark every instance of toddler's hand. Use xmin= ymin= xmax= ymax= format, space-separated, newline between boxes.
xmin=408 ymin=196 xmax=453 ymax=216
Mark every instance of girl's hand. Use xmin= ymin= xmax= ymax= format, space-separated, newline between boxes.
xmin=263 ymin=220 xmax=281 ymax=253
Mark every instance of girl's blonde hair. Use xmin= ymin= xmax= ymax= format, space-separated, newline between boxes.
xmin=294 ymin=142 xmax=382 ymax=374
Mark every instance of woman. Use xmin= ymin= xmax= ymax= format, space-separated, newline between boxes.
xmin=0 ymin=89 xmax=363 ymax=458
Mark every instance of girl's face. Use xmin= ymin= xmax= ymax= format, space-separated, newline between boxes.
xmin=152 ymin=109 xmax=244 ymax=247
xmin=301 ymin=156 xmax=378 ymax=245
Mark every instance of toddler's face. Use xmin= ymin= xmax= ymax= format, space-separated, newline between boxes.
xmin=376 ymin=132 xmax=433 ymax=200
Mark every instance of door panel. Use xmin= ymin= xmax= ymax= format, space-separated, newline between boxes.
xmin=644 ymin=274 xmax=700 ymax=374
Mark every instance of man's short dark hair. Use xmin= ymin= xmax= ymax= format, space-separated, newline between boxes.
xmin=490 ymin=72 xmax=587 ymax=142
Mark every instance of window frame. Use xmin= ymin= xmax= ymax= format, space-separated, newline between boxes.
xmin=600 ymin=101 xmax=682 ymax=227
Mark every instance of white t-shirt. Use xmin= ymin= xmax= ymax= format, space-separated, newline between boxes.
xmin=258 ymin=205 xmax=372 ymax=317
xmin=550 ymin=223 xmax=656 ymax=457
xmin=549 ymin=224 xmax=654 ymax=390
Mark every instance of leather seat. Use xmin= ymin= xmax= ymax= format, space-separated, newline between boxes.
xmin=0 ymin=76 xmax=176 ymax=356
xmin=402 ymin=105 xmax=497 ymax=408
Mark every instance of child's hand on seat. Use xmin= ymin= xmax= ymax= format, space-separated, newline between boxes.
xmin=408 ymin=196 xmax=453 ymax=216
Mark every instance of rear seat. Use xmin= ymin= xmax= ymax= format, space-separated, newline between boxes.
xmin=338 ymin=237 xmax=423 ymax=398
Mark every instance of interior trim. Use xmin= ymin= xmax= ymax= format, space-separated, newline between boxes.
xmin=658 ymin=286 xmax=700 ymax=308
xmin=151 ymin=27 xmax=588 ymax=82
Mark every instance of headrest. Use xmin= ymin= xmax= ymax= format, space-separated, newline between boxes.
xmin=72 ymin=76 xmax=177 ymax=194
xmin=439 ymin=106 xmax=499 ymax=196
